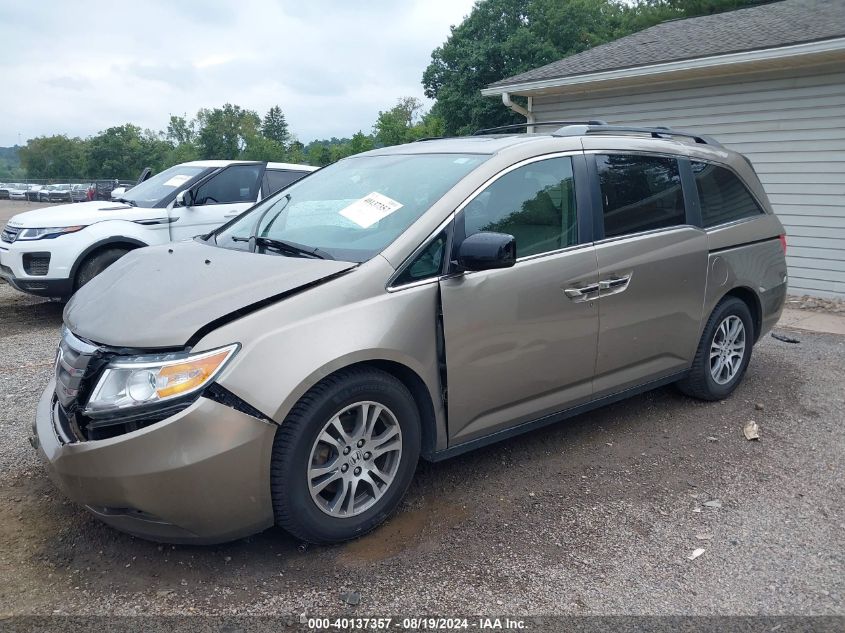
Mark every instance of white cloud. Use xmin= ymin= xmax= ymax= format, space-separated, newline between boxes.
xmin=0 ymin=0 xmax=476 ymax=146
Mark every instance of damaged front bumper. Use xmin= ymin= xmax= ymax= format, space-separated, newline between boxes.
xmin=33 ymin=379 xmax=278 ymax=544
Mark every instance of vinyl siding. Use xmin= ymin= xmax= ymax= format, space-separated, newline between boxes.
xmin=531 ymin=67 xmax=845 ymax=298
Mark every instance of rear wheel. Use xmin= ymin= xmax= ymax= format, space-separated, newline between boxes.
xmin=74 ymin=248 xmax=130 ymax=291
xmin=678 ymin=296 xmax=754 ymax=401
xmin=271 ymin=367 xmax=421 ymax=543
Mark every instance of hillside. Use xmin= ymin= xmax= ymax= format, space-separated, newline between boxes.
xmin=0 ymin=146 xmax=23 ymax=179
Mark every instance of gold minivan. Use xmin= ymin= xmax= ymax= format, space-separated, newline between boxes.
xmin=33 ymin=124 xmax=788 ymax=544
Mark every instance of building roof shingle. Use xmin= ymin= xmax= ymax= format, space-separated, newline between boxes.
xmin=487 ymin=0 xmax=845 ymax=89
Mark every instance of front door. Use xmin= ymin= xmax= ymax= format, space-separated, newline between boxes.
xmin=440 ymin=155 xmax=599 ymax=444
xmin=169 ymin=163 xmax=266 ymax=241
xmin=588 ymin=152 xmax=708 ymax=395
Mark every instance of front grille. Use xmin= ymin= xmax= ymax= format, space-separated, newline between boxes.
xmin=55 ymin=330 xmax=100 ymax=409
xmin=23 ymin=253 xmax=50 ymax=276
xmin=1 ymin=225 xmax=19 ymax=243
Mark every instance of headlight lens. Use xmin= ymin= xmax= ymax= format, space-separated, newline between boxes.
xmin=17 ymin=226 xmax=86 ymax=240
xmin=86 ymin=344 xmax=238 ymax=413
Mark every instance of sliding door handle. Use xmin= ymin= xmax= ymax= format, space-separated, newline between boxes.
xmin=564 ymin=283 xmax=600 ymax=299
xmin=598 ymin=274 xmax=632 ymax=294
xmin=599 ymin=278 xmax=628 ymax=290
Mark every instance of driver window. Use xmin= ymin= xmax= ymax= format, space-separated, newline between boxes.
xmin=193 ymin=165 xmax=263 ymax=206
xmin=458 ymin=157 xmax=577 ymax=258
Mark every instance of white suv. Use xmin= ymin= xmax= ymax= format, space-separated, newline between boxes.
xmin=0 ymin=160 xmax=315 ymax=299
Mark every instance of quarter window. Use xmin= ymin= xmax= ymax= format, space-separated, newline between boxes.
xmin=459 ymin=157 xmax=577 ymax=258
xmin=394 ymin=231 xmax=448 ymax=286
xmin=193 ymin=164 xmax=263 ymax=205
xmin=691 ymin=161 xmax=763 ymax=227
xmin=596 ymin=154 xmax=685 ymax=238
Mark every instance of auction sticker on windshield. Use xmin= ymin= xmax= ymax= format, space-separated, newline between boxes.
xmin=163 ymin=174 xmax=193 ymax=187
xmin=339 ymin=192 xmax=403 ymax=228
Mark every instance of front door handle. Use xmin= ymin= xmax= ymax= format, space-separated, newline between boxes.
xmin=564 ymin=283 xmax=600 ymax=300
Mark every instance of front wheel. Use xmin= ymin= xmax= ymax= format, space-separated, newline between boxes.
xmin=74 ymin=247 xmax=130 ymax=291
xmin=271 ymin=367 xmax=421 ymax=543
xmin=677 ymin=296 xmax=754 ymax=401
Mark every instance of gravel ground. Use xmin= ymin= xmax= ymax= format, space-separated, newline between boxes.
xmin=0 ymin=280 xmax=843 ymax=619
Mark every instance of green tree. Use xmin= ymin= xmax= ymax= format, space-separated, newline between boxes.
xmin=423 ymin=0 xmax=762 ymax=135
xmin=262 ymin=106 xmax=290 ymax=148
xmin=308 ymin=144 xmax=333 ymax=167
xmin=165 ymin=114 xmax=195 ymax=145
xmin=195 ymin=104 xmax=261 ymax=159
xmin=407 ymin=112 xmax=446 ymax=141
xmin=87 ymin=124 xmax=172 ymax=179
xmin=19 ymin=135 xmax=88 ymax=178
xmin=240 ymin=134 xmax=287 ymax=162
xmin=286 ymin=140 xmax=307 ymax=164
xmin=349 ymin=131 xmax=375 ymax=155
xmin=374 ymin=97 xmax=425 ymax=146
xmin=0 ymin=146 xmax=24 ymax=179
xmin=164 ymin=140 xmax=200 ymax=166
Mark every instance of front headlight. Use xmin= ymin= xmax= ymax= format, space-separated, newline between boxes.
xmin=86 ymin=344 xmax=239 ymax=413
xmin=17 ymin=226 xmax=86 ymax=240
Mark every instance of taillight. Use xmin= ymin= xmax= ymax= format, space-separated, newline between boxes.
xmin=779 ymin=234 xmax=787 ymax=254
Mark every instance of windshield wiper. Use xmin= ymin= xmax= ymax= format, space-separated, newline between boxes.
xmin=225 ymin=193 xmax=334 ymax=259
xmin=245 ymin=193 xmax=290 ymax=252
xmin=113 ymin=197 xmax=137 ymax=207
xmin=233 ymin=236 xmax=334 ymax=260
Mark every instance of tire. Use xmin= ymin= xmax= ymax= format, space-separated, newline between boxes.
xmin=677 ymin=296 xmax=754 ymax=401
xmin=271 ymin=367 xmax=421 ymax=543
xmin=74 ymin=248 xmax=130 ymax=291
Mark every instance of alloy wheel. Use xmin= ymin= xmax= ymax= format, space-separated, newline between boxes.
xmin=307 ymin=401 xmax=403 ymax=517
xmin=710 ymin=315 xmax=746 ymax=385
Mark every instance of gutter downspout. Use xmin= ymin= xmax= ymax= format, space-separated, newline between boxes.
xmin=502 ymin=92 xmax=535 ymax=133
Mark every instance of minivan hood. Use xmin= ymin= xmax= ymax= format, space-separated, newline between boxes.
xmin=5 ymin=200 xmax=156 ymax=228
xmin=64 ymin=240 xmax=356 ymax=349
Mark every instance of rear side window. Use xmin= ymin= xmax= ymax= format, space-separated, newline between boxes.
xmin=596 ymin=154 xmax=685 ymax=238
xmin=194 ymin=164 xmax=263 ymax=205
xmin=459 ymin=156 xmax=577 ymax=258
xmin=265 ymin=169 xmax=309 ymax=196
xmin=691 ymin=161 xmax=763 ymax=227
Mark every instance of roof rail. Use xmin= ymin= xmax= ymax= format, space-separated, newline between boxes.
xmin=552 ymin=124 xmax=722 ymax=147
xmin=473 ymin=120 xmax=608 ymax=136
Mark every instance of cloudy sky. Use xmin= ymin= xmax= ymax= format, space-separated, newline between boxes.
xmin=0 ymin=0 xmax=477 ymax=147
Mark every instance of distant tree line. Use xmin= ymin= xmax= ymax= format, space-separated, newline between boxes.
xmin=13 ymin=0 xmax=761 ymax=179
xmin=0 ymin=146 xmax=22 ymax=180
xmin=17 ymin=98 xmax=443 ymax=180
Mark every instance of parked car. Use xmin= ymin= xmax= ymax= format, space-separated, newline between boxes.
xmin=0 ymin=184 xmax=10 ymax=199
xmin=110 ymin=184 xmax=130 ymax=200
xmin=38 ymin=185 xmax=58 ymax=202
xmin=70 ymin=183 xmax=90 ymax=203
xmin=48 ymin=184 xmax=73 ymax=203
xmin=25 ymin=185 xmax=44 ymax=201
xmin=29 ymin=124 xmax=788 ymax=544
xmin=8 ymin=184 xmax=30 ymax=200
xmin=0 ymin=161 xmax=315 ymax=299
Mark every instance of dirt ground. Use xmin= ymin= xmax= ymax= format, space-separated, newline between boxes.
xmin=0 ymin=280 xmax=843 ymax=619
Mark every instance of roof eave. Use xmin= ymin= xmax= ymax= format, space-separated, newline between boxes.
xmin=481 ymin=36 xmax=845 ymax=96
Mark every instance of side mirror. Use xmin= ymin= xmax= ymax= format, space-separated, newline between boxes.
xmin=457 ymin=231 xmax=516 ymax=272
xmin=175 ymin=190 xmax=194 ymax=208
